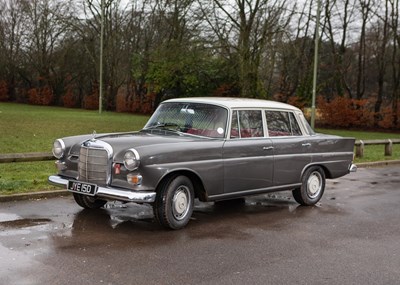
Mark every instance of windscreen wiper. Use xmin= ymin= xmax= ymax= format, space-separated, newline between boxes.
xmin=145 ymin=122 xmax=180 ymax=130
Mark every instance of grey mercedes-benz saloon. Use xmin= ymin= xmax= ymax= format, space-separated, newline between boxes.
xmin=49 ymin=97 xmax=356 ymax=229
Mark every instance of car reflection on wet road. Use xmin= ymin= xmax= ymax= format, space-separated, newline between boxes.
xmin=1 ymin=166 xmax=400 ymax=285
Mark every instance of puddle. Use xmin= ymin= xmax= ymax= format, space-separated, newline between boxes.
xmin=0 ymin=218 xmax=52 ymax=229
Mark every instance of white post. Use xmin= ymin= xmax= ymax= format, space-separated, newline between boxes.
xmin=99 ymin=0 xmax=104 ymax=114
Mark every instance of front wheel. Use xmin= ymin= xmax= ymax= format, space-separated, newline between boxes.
xmin=153 ymin=175 xmax=194 ymax=230
xmin=73 ymin=193 xmax=107 ymax=209
xmin=292 ymin=166 xmax=326 ymax=206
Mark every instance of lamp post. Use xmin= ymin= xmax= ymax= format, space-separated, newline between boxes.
xmin=311 ymin=0 xmax=321 ymax=129
xmin=99 ymin=0 xmax=104 ymax=114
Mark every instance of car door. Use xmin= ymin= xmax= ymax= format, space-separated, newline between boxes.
xmin=223 ymin=110 xmax=274 ymax=194
xmin=265 ymin=110 xmax=312 ymax=186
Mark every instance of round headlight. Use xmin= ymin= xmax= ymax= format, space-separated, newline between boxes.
xmin=52 ymin=139 xmax=65 ymax=159
xmin=123 ymin=149 xmax=140 ymax=171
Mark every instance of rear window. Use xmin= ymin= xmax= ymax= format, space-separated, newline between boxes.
xmin=265 ymin=111 xmax=302 ymax=137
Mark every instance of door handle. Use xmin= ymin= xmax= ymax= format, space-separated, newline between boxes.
xmin=302 ymin=143 xmax=311 ymax=147
xmin=263 ymin=146 xmax=274 ymax=150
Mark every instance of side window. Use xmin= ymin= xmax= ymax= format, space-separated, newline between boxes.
xmin=289 ymin=112 xmax=302 ymax=136
xmin=230 ymin=111 xmax=239 ymax=138
xmin=230 ymin=110 xmax=264 ymax=138
xmin=266 ymin=111 xmax=302 ymax=137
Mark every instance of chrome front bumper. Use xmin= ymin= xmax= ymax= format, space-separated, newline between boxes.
xmin=48 ymin=175 xmax=156 ymax=203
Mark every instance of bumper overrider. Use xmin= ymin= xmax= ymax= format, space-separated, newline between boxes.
xmin=349 ymin=164 xmax=357 ymax=172
xmin=48 ymin=175 xmax=156 ymax=203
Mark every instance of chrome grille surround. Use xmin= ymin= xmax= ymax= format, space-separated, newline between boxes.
xmin=78 ymin=140 xmax=113 ymax=186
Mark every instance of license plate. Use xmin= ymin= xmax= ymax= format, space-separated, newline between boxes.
xmin=67 ymin=181 xmax=98 ymax=196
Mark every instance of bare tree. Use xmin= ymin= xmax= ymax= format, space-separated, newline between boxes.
xmin=0 ymin=0 xmax=28 ymax=101
xmin=76 ymin=0 xmax=137 ymax=109
xmin=201 ymin=0 xmax=291 ymax=98
xmin=370 ymin=0 xmax=389 ymax=126
xmin=355 ymin=0 xmax=373 ymax=99
xmin=19 ymin=0 xmax=75 ymax=103
xmin=323 ymin=0 xmax=356 ymax=98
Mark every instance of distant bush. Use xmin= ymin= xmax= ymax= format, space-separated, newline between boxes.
xmin=63 ymin=87 xmax=78 ymax=108
xmin=83 ymin=84 xmax=99 ymax=110
xmin=317 ymin=96 xmax=399 ymax=129
xmin=212 ymin=83 xmax=239 ymax=97
xmin=376 ymin=106 xmax=400 ymax=129
xmin=62 ymin=75 xmax=78 ymax=108
xmin=27 ymin=86 xmax=54 ymax=105
xmin=116 ymin=84 xmax=155 ymax=114
xmin=0 ymin=80 xmax=9 ymax=101
xmin=287 ymin=95 xmax=306 ymax=110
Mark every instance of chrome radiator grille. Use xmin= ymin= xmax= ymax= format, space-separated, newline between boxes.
xmin=78 ymin=146 xmax=109 ymax=185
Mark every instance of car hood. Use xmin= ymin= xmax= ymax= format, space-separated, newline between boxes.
xmin=66 ymin=131 xmax=212 ymax=160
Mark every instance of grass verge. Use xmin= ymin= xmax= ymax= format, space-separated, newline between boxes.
xmin=0 ymin=102 xmax=149 ymax=195
xmin=0 ymin=161 xmax=56 ymax=195
xmin=0 ymin=102 xmax=149 ymax=153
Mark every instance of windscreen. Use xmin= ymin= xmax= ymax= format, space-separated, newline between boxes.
xmin=144 ymin=102 xmax=228 ymax=138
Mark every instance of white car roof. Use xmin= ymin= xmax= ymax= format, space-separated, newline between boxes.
xmin=164 ymin=97 xmax=300 ymax=111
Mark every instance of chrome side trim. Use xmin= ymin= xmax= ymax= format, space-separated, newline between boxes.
xmin=48 ymin=175 xmax=156 ymax=203
xmin=208 ymin=183 xmax=302 ymax=201
xmin=349 ymin=164 xmax=357 ymax=172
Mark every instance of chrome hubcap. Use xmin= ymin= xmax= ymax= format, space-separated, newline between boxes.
xmin=307 ymin=172 xmax=322 ymax=199
xmin=172 ymin=186 xmax=191 ymax=220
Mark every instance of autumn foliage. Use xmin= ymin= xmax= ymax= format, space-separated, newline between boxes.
xmin=317 ymin=96 xmax=400 ymax=129
xmin=2 ymin=73 xmax=400 ymax=130
xmin=27 ymin=85 xmax=54 ymax=105
xmin=116 ymin=84 xmax=155 ymax=114
xmin=63 ymin=87 xmax=78 ymax=108
xmin=212 ymin=83 xmax=239 ymax=97
xmin=62 ymin=75 xmax=78 ymax=108
xmin=0 ymin=80 xmax=9 ymax=101
xmin=83 ymin=84 xmax=99 ymax=110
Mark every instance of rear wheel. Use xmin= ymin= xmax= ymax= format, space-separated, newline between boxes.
xmin=292 ymin=166 xmax=325 ymax=206
xmin=153 ymin=175 xmax=194 ymax=230
xmin=73 ymin=193 xmax=107 ymax=209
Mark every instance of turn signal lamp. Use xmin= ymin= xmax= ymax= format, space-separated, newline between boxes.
xmin=127 ymin=174 xmax=142 ymax=186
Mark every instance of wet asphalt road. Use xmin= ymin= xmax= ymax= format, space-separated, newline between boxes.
xmin=1 ymin=166 xmax=400 ymax=285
